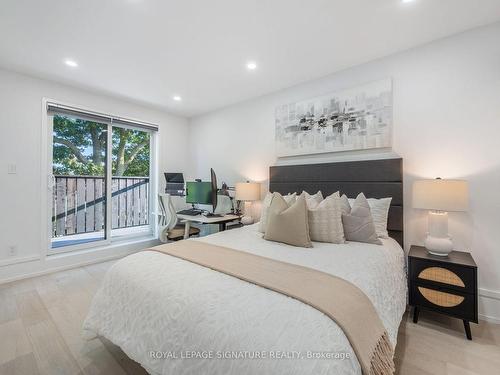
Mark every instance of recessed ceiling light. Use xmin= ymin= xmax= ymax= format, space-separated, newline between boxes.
xmin=246 ymin=61 xmax=257 ymax=70
xmin=173 ymin=95 xmax=182 ymax=101
xmin=64 ymin=59 xmax=78 ymax=68
xmin=401 ymin=0 xmax=415 ymax=3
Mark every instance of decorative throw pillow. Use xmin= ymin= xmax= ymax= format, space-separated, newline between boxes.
xmin=342 ymin=193 xmax=382 ymax=245
xmin=307 ymin=192 xmax=345 ymax=244
xmin=264 ymin=193 xmax=312 ymax=248
xmin=339 ymin=194 xmax=351 ymax=215
xmin=258 ymin=192 xmax=296 ymax=233
xmin=348 ymin=197 xmax=392 ymax=238
xmin=300 ymin=190 xmax=324 ymax=209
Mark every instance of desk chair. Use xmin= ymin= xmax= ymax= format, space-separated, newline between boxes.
xmin=158 ymin=193 xmax=200 ymax=242
xmin=214 ymin=194 xmax=234 ymax=215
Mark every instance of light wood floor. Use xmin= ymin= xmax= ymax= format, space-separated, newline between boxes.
xmin=1 ymin=260 xmax=499 ymax=375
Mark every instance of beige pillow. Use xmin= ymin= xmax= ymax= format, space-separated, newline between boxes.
xmin=264 ymin=193 xmax=312 ymax=248
xmin=308 ymin=192 xmax=345 ymax=244
xmin=342 ymin=193 xmax=382 ymax=245
xmin=258 ymin=192 xmax=296 ymax=233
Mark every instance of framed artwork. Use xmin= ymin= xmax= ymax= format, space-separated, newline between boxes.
xmin=275 ymin=79 xmax=392 ymax=157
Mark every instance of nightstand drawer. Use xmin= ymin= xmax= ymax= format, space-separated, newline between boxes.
xmin=409 ymin=258 xmax=475 ymax=294
xmin=410 ymin=284 xmax=477 ymax=322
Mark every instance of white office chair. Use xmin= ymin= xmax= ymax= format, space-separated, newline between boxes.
xmin=158 ymin=193 xmax=200 ymax=242
xmin=214 ymin=194 xmax=234 ymax=215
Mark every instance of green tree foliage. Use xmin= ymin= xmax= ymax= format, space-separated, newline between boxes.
xmin=52 ymin=115 xmax=150 ymax=177
xmin=112 ymin=127 xmax=150 ymax=176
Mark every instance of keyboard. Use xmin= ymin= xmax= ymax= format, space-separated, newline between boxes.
xmin=204 ymin=213 xmax=223 ymax=218
xmin=177 ymin=208 xmax=202 ymax=216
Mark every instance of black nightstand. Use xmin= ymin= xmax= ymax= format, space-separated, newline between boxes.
xmin=408 ymin=245 xmax=478 ymax=340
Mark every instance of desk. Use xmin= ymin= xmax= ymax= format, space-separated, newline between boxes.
xmin=177 ymin=214 xmax=241 ymax=239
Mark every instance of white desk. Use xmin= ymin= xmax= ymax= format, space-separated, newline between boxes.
xmin=176 ymin=213 xmax=241 ymax=239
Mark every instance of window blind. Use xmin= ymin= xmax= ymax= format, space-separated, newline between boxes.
xmin=46 ymin=102 xmax=159 ymax=132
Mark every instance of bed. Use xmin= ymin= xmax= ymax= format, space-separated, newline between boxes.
xmin=83 ymin=158 xmax=407 ymax=375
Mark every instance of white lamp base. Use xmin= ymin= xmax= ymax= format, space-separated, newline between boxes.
xmin=241 ymin=215 xmax=254 ymax=225
xmin=424 ymin=211 xmax=453 ymax=256
xmin=240 ymin=201 xmax=254 ymax=225
xmin=425 ymin=235 xmax=453 ymax=256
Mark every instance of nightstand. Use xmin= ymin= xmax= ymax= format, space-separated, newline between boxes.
xmin=408 ymin=245 xmax=478 ymax=340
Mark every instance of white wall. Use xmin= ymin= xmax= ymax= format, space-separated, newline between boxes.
xmin=189 ymin=22 xmax=500 ymax=322
xmin=0 ymin=68 xmax=190 ymax=281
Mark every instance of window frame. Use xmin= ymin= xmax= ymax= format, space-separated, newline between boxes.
xmin=41 ymin=98 xmax=158 ymax=257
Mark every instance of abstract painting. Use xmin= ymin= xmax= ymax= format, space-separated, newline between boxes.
xmin=275 ymin=79 xmax=392 ymax=157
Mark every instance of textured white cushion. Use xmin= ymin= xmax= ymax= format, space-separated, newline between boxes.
xmin=258 ymin=192 xmax=297 ymax=233
xmin=300 ymin=191 xmax=324 ymax=209
xmin=348 ymin=197 xmax=392 ymax=238
xmin=308 ymin=192 xmax=345 ymax=244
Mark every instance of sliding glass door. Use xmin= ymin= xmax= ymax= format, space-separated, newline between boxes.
xmin=51 ymin=114 xmax=108 ymax=249
xmin=47 ymin=105 xmax=156 ymax=253
xmin=111 ymin=126 xmax=151 ymax=239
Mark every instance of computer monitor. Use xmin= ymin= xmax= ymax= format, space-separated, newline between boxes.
xmin=185 ymin=181 xmax=213 ymax=205
xmin=210 ymin=168 xmax=217 ymax=212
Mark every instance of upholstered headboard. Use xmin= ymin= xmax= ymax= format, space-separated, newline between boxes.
xmin=269 ymin=158 xmax=404 ymax=248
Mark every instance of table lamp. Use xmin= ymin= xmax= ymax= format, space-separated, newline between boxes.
xmin=412 ymin=178 xmax=469 ymax=256
xmin=235 ymin=181 xmax=260 ymax=225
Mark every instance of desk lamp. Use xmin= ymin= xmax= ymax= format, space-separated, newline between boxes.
xmin=235 ymin=182 xmax=260 ymax=225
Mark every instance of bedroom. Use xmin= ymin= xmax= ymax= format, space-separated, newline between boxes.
xmin=0 ymin=0 xmax=499 ymax=374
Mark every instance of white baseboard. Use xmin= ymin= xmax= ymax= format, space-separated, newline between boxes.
xmin=479 ymin=314 xmax=500 ymax=324
xmin=0 ymin=255 xmax=41 ymax=267
xmin=0 ymin=237 xmax=160 ymax=285
xmin=0 ymin=253 xmax=131 ymax=285
xmin=479 ymin=288 xmax=500 ymax=324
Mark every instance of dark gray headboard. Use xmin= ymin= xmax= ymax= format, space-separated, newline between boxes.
xmin=269 ymin=158 xmax=403 ymax=248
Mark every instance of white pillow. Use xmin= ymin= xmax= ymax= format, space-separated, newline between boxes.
xmin=258 ymin=192 xmax=297 ymax=233
xmin=348 ymin=197 xmax=392 ymax=238
xmin=300 ymin=190 xmax=324 ymax=209
xmin=308 ymin=192 xmax=345 ymax=244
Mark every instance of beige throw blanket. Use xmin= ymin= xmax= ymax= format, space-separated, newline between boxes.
xmin=148 ymin=240 xmax=394 ymax=375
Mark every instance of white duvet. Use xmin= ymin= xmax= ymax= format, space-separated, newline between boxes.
xmin=83 ymin=224 xmax=407 ymax=375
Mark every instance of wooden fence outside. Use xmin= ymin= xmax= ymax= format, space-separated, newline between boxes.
xmin=52 ymin=175 xmax=150 ymax=237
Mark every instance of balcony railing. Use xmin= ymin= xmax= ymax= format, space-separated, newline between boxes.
xmin=52 ymin=175 xmax=150 ymax=238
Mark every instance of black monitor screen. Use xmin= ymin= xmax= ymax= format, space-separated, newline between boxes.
xmin=210 ymin=168 xmax=217 ymax=212
xmin=165 ymin=173 xmax=184 ymax=183
xmin=186 ymin=181 xmax=213 ymax=205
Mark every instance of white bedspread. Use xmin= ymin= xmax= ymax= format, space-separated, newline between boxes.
xmin=83 ymin=224 xmax=407 ymax=375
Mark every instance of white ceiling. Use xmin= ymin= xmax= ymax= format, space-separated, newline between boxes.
xmin=1 ymin=0 xmax=500 ymax=117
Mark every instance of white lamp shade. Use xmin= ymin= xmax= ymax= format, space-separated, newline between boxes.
xmin=413 ymin=179 xmax=468 ymax=212
xmin=235 ymin=182 xmax=260 ymax=201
